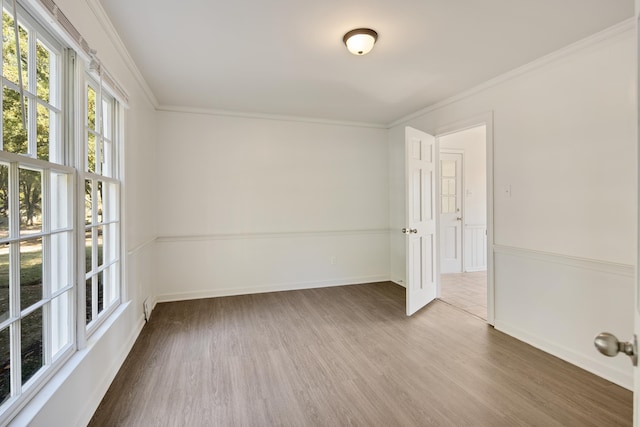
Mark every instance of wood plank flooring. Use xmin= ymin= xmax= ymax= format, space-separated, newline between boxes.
xmin=441 ymin=272 xmax=487 ymax=320
xmin=89 ymin=282 xmax=632 ymax=426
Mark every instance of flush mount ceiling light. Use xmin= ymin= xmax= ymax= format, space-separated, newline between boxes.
xmin=343 ymin=28 xmax=378 ymax=56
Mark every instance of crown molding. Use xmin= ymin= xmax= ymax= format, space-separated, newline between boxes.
xmin=157 ymin=105 xmax=388 ymax=129
xmin=84 ymin=0 xmax=159 ymax=109
xmin=388 ymin=17 xmax=635 ymax=129
xmin=75 ymin=4 xmax=635 ymax=130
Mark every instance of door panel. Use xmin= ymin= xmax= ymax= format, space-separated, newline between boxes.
xmin=405 ymin=127 xmax=437 ymax=316
xmin=635 ymin=6 xmax=639 ymax=426
xmin=440 ymin=152 xmax=463 ymax=273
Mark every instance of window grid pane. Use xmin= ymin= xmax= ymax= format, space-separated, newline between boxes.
xmin=20 ymin=307 xmax=42 ymax=385
xmin=0 ymin=164 xmax=9 ymax=240
xmin=84 ymin=76 xmax=119 ymax=330
xmin=0 ymin=243 xmax=8 ymax=324
xmin=2 ymin=87 xmax=28 ymax=155
xmin=18 ymin=168 xmax=41 ymax=236
xmin=35 ymin=40 xmax=50 ymax=104
xmin=50 ymin=291 xmax=70 ymax=358
xmin=19 ymin=238 xmax=41 ymax=311
xmin=0 ymin=4 xmax=73 ymax=413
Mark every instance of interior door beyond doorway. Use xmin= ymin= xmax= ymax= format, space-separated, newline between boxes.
xmin=440 ymin=152 xmax=463 ymax=274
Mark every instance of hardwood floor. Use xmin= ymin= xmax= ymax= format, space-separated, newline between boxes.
xmin=440 ymin=271 xmax=487 ymax=320
xmin=89 ymin=282 xmax=632 ymax=426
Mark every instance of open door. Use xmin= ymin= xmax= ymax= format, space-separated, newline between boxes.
xmin=404 ymin=127 xmax=437 ymax=316
xmin=635 ymin=266 xmax=639 ymax=425
xmin=634 ymin=4 xmax=640 ymax=425
xmin=595 ymin=5 xmax=640 ymax=423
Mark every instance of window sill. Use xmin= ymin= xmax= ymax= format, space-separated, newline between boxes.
xmin=8 ymin=300 xmax=143 ymax=426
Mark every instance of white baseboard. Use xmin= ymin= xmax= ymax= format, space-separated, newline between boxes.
xmin=74 ymin=310 xmax=146 ymax=426
xmin=494 ymin=320 xmax=632 ymax=391
xmin=9 ymin=303 xmax=146 ymax=426
xmin=464 ymin=267 xmax=487 ymax=273
xmin=156 ymin=275 xmax=391 ymax=303
xmin=391 ymin=279 xmax=406 ymax=288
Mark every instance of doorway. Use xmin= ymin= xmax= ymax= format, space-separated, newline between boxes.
xmin=437 ymin=125 xmax=488 ymax=320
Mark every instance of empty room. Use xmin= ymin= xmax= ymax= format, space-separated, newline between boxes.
xmin=0 ymin=0 xmax=637 ymax=426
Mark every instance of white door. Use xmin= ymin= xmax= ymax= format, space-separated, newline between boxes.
xmin=404 ymin=127 xmax=437 ymax=316
xmin=597 ymin=6 xmax=640 ymax=421
xmin=635 ymin=279 xmax=639 ymax=426
xmin=634 ymin=4 xmax=640 ymax=425
xmin=440 ymin=152 xmax=463 ymax=274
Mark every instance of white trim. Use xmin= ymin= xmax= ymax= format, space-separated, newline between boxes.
xmin=495 ymin=319 xmax=632 ymax=390
xmin=635 ymin=6 xmax=640 ymax=427
xmin=27 ymin=1 xmax=635 ymax=128
xmin=155 ymin=275 xmax=391 ymax=304
xmin=157 ymin=105 xmax=387 ymax=129
xmin=493 ymin=244 xmax=635 ymax=278
xmin=464 ymin=225 xmax=487 ymax=272
xmin=388 ymin=18 xmax=635 ymax=128
xmin=25 ymin=0 xmax=130 ymax=105
xmin=391 ymin=279 xmax=406 ymax=288
xmin=464 ymin=267 xmax=486 ymax=273
xmin=156 ymin=228 xmax=390 ymax=243
xmin=433 ymin=114 xmax=495 ymax=325
xmin=83 ymin=0 xmax=157 ymax=108
xmin=74 ymin=309 xmax=144 ymax=427
xmin=8 ymin=302 xmax=144 ymax=427
xmin=126 ymin=237 xmax=155 ymax=256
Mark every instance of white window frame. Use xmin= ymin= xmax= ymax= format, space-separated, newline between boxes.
xmin=0 ymin=0 xmax=127 ymax=420
xmin=79 ymin=71 xmax=122 ymax=339
xmin=0 ymin=1 xmax=77 ymax=423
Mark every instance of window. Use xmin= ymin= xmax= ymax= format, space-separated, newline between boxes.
xmin=0 ymin=0 xmax=123 ymax=419
xmin=0 ymin=0 xmax=74 ymax=412
xmin=83 ymin=76 xmax=120 ymax=330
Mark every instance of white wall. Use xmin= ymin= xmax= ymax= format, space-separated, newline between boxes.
xmin=440 ymin=125 xmax=487 ymax=271
xmin=390 ymin=22 xmax=636 ymax=388
xmin=388 ymin=126 xmax=405 ymax=286
xmin=154 ymin=112 xmax=390 ymax=301
xmin=10 ymin=5 xmax=637 ymax=426
xmin=11 ymin=0 xmax=158 ymax=425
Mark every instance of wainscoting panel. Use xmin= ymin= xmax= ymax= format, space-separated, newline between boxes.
xmin=493 ymin=245 xmax=634 ymax=390
xmin=155 ymin=229 xmax=390 ymax=302
xmin=464 ymin=225 xmax=487 ymax=272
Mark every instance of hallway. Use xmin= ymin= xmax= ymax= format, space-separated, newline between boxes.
xmin=440 ymin=271 xmax=487 ymax=320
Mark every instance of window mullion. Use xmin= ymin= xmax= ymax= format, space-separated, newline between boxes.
xmin=27 ymin=27 xmax=37 ymax=158
xmin=75 ymin=61 xmax=86 ymax=349
xmin=8 ymin=162 xmax=20 ymax=398
xmin=90 ymin=179 xmax=96 ymax=321
xmin=42 ymin=169 xmax=50 ymax=366
xmin=95 ymin=86 xmax=101 ymax=176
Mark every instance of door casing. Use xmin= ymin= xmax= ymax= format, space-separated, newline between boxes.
xmin=434 ymin=113 xmax=494 ymax=325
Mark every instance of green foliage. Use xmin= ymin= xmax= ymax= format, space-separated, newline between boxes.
xmin=0 ymin=10 xmax=56 ymax=228
xmin=0 ymin=9 xmax=68 ymax=402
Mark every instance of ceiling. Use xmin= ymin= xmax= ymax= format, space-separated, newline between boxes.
xmin=98 ymin=0 xmax=633 ymax=126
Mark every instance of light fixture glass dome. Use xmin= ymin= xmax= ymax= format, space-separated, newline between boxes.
xmin=343 ymin=28 xmax=378 ymax=56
